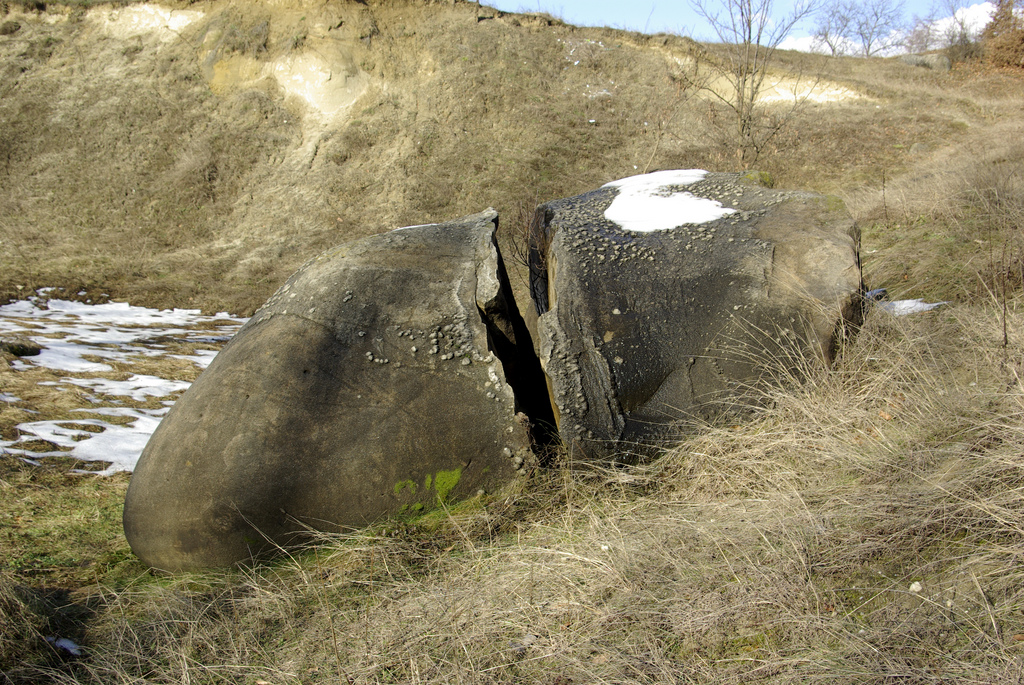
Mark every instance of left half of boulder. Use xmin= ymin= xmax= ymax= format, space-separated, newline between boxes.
xmin=124 ymin=210 xmax=544 ymax=571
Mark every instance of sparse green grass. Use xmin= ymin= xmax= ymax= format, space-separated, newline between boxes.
xmin=1 ymin=460 xmax=139 ymax=582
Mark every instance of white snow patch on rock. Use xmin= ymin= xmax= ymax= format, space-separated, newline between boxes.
xmin=603 ymin=170 xmax=736 ymax=232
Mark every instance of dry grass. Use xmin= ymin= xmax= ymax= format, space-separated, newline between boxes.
xmin=1 ymin=0 xmax=1020 ymax=314
xmin=847 ymin=125 xmax=1024 ymax=304
xmin=4 ymin=302 xmax=1024 ymax=683
xmin=0 ymin=573 xmax=40 ymax=672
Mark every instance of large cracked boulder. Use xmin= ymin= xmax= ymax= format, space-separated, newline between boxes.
xmin=125 ymin=170 xmax=864 ymax=570
xmin=528 ymin=170 xmax=862 ymax=457
xmin=124 ymin=210 xmax=551 ymax=571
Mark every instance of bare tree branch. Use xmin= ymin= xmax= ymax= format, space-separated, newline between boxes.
xmin=814 ymin=0 xmax=855 ymax=55
xmin=815 ymin=0 xmax=906 ymax=57
xmin=689 ymin=0 xmax=818 ymax=166
xmin=853 ymin=0 xmax=907 ymax=56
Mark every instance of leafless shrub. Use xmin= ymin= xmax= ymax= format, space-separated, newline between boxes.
xmin=904 ymin=8 xmax=939 ymax=53
xmin=816 ymin=0 xmax=908 ymax=57
xmin=688 ymin=0 xmax=817 ymax=167
xmin=935 ymin=0 xmax=986 ymax=62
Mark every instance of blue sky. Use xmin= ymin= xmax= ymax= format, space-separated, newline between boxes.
xmin=484 ymin=1 xmax=994 ymax=47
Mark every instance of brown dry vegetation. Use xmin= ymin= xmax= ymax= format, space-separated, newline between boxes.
xmin=0 ymin=0 xmax=1018 ymax=314
xmin=3 ymin=0 xmax=1024 ymax=683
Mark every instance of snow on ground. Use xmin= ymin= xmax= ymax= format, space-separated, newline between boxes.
xmin=0 ymin=296 xmax=241 ymax=372
xmin=10 ymin=409 xmax=167 ymax=476
xmin=0 ymin=293 xmax=246 ymax=475
xmin=877 ymin=299 xmax=949 ymax=316
xmin=41 ymin=375 xmax=191 ymax=402
xmin=603 ymin=170 xmax=736 ymax=232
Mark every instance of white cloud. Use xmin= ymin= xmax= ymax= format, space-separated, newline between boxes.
xmin=778 ymin=35 xmax=823 ymax=52
xmin=931 ymin=2 xmax=996 ymax=39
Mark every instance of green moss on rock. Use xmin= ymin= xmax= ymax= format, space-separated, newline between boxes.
xmin=739 ymin=170 xmax=774 ymax=188
xmin=394 ymin=480 xmax=417 ymax=496
xmin=433 ymin=468 xmax=461 ymax=503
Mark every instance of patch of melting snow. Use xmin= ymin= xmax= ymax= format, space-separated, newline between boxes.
xmin=173 ymin=349 xmax=221 ymax=369
xmin=43 ymin=375 xmax=191 ymax=402
xmin=4 ymin=408 xmax=168 ymax=476
xmin=0 ymin=295 xmax=246 ymax=474
xmin=0 ymin=299 xmax=244 ymax=372
xmin=864 ymin=288 xmax=949 ymax=316
xmin=603 ymin=170 xmax=736 ymax=232
xmin=878 ymin=299 xmax=949 ymax=316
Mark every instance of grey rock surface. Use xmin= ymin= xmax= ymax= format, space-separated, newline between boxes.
xmin=125 ymin=171 xmax=865 ymax=569
xmin=124 ymin=209 xmax=545 ymax=570
xmin=0 ymin=337 xmax=41 ymax=357
xmin=529 ymin=171 xmax=863 ymax=458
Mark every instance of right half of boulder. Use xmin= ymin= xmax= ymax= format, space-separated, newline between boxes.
xmin=528 ymin=170 xmax=863 ymax=458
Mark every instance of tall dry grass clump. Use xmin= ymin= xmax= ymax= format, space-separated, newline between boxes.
xmin=0 ymin=574 xmax=41 ymax=670
xmin=953 ymin=149 xmax=1024 ymax=300
xmin=843 ymin=137 xmax=1024 ymax=306
xmin=623 ymin=303 xmax=1024 ymax=680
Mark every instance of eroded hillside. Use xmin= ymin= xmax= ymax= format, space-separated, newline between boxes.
xmin=0 ymin=0 xmax=1012 ymax=313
